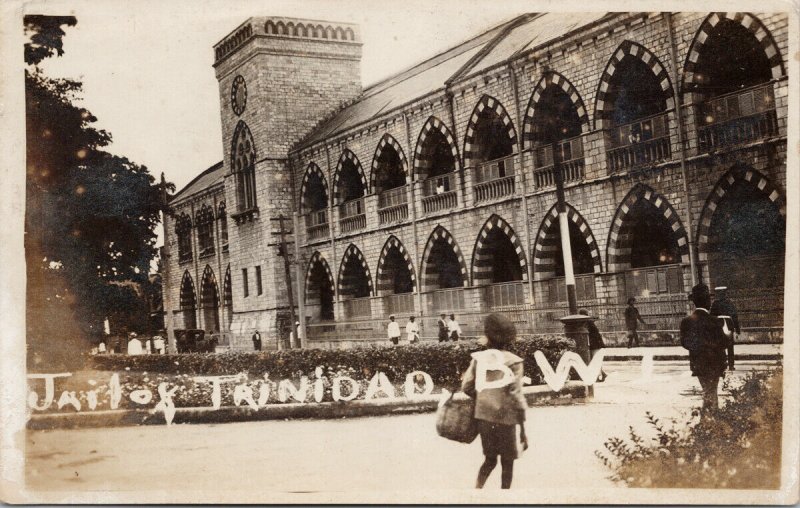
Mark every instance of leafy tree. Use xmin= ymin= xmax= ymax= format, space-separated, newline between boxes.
xmin=25 ymin=15 xmax=171 ymax=365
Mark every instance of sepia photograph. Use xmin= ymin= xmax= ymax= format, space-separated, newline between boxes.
xmin=0 ymin=0 xmax=797 ymax=504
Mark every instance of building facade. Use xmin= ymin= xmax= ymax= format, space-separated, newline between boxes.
xmin=164 ymin=12 xmax=788 ymax=349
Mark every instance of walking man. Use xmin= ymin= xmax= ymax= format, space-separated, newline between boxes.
xmin=680 ymin=283 xmax=728 ymax=412
xmin=437 ymin=314 xmax=449 ymax=343
xmin=406 ymin=316 xmax=420 ymax=344
xmin=387 ymin=315 xmax=401 ymax=345
xmin=710 ymin=286 xmax=739 ymax=371
xmin=252 ymin=330 xmax=262 ymax=351
xmin=624 ymin=297 xmax=647 ymax=348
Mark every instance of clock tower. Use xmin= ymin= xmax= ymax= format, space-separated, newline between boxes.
xmin=212 ymin=17 xmax=362 ymax=343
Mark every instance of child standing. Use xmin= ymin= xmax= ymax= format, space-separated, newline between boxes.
xmin=461 ymin=313 xmax=528 ymax=489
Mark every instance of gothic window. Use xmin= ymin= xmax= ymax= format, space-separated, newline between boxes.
xmin=196 ymin=204 xmax=215 ymax=257
xmin=218 ymin=201 xmax=229 ymax=252
xmin=175 ymin=213 xmax=193 ymax=263
xmin=232 ymin=121 xmax=257 ymax=212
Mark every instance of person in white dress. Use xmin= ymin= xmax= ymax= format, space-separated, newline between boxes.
xmin=406 ymin=316 xmax=420 ymax=343
xmin=448 ymin=314 xmax=462 ymax=341
xmin=387 ymin=315 xmax=401 ymax=345
xmin=127 ymin=333 xmax=143 ymax=355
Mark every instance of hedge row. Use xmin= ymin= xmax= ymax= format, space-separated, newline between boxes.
xmin=91 ymin=336 xmax=575 ymax=387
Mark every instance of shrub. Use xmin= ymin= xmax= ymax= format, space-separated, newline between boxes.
xmin=90 ymin=335 xmax=574 ymax=388
xmin=596 ymin=368 xmax=782 ymax=489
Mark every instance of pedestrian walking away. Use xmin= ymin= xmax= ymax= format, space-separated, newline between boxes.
xmin=448 ymin=314 xmax=462 ymax=341
xmin=461 ymin=313 xmax=528 ymax=489
xmin=387 ymin=315 xmax=401 ymax=345
xmin=437 ymin=314 xmax=449 ymax=343
xmin=579 ymin=309 xmax=607 ymax=382
xmin=405 ymin=316 xmax=420 ymax=344
xmin=624 ymin=297 xmax=647 ymax=348
xmin=251 ymin=330 xmax=262 ymax=351
xmin=680 ymin=283 xmax=728 ymax=412
xmin=710 ymin=286 xmax=739 ymax=371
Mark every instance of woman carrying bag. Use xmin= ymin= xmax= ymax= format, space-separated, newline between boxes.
xmin=461 ymin=313 xmax=528 ymax=489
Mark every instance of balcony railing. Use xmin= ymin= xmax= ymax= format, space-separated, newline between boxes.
xmin=697 ymin=83 xmax=778 ymax=151
xmin=532 ymin=136 xmax=585 ymax=188
xmin=606 ymin=112 xmax=671 ymax=172
xmin=421 ymin=171 xmax=458 ymax=214
xmin=305 ymin=209 xmax=329 ymax=241
xmin=377 ymin=186 xmax=409 ymax=224
xmin=474 ymin=156 xmax=515 ymax=202
xmin=384 ymin=293 xmax=415 ymax=315
xmin=343 ymin=297 xmax=372 ymax=319
xmin=339 ymin=198 xmax=366 ymax=233
xmin=542 ymin=274 xmax=596 ymax=304
xmin=483 ymin=281 xmax=526 ymax=310
xmin=424 ymin=287 xmax=466 ymax=312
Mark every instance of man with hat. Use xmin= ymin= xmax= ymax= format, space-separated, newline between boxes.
xmin=680 ymin=283 xmax=728 ymax=411
xmin=710 ymin=286 xmax=739 ymax=371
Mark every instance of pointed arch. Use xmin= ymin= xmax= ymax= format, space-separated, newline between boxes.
xmin=200 ymin=265 xmax=220 ymax=332
xmin=696 ymin=165 xmax=785 ymax=260
xmin=299 ymin=162 xmax=329 ymax=211
xmin=179 ymin=270 xmax=197 ymax=330
xmin=420 ymin=225 xmax=469 ymax=290
xmin=524 ymin=72 xmax=590 ymax=148
xmin=463 ymin=94 xmax=519 ymax=168
xmin=370 ymin=134 xmax=409 ymax=190
xmin=471 ymin=215 xmax=528 ymax=286
xmin=683 ymin=12 xmax=785 ymax=94
xmin=606 ymin=184 xmax=690 ymax=272
xmin=332 ymin=148 xmax=368 ymax=201
xmin=223 ymin=265 xmax=232 ymax=307
xmin=305 ymin=251 xmax=335 ymax=297
xmin=533 ymin=204 xmax=602 ymax=280
xmin=413 ymin=116 xmax=461 ymax=181
xmin=337 ymin=244 xmax=373 ymax=298
xmin=594 ymin=40 xmax=674 ymax=130
xmin=375 ymin=236 xmax=416 ymax=295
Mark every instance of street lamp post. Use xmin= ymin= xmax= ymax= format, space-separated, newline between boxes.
xmin=553 ymin=143 xmax=578 ymax=315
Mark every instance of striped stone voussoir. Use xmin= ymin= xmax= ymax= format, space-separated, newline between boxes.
xmin=532 ymin=203 xmax=602 ymax=281
xmin=375 ymin=236 xmax=417 ymax=295
xmin=420 ymin=225 xmax=469 ymax=291
xmin=299 ymin=162 xmax=329 ymax=210
xmin=337 ymin=243 xmax=374 ymax=297
xmin=471 ymin=214 xmax=528 ymax=286
xmin=370 ymin=134 xmax=409 ymax=190
xmin=463 ymin=95 xmax=518 ymax=168
xmin=414 ymin=116 xmax=461 ymax=180
xmin=333 ymin=149 xmax=368 ymax=197
xmin=305 ymin=251 xmax=335 ymax=296
xmin=523 ymin=72 xmax=590 ymax=148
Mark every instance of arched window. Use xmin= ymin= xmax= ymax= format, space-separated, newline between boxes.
xmin=223 ymin=265 xmax=233 ymax=329
xmin=338 ymin=244 xmax=373 ymax=319
xmin=372 ymin=136 xmax=408 ymax=221
xmin=180 ymin=271 xmax=197 ymax=330
xmin=376 ymin=237 xmax=415 ymax=315
xmin=196 ymin=204 xmax=215 ymax=257
xmin=471 ymin=215 xmax=528 ymax=309
xmin=200 ymin=266 xmax=220 ymax=333
xmin=231 ymin=121 xmax=257 ymax=212
xmin=465 ymin=96 xmax=517 ymax=184
xmin=175 ymin=213 xmax=192 ymax=263
xmin=597 ymin=42 xmax=673 ymax=171
xmin=686 ymin=15 xmax=782 ymax=149
xmin=218 ymin=201 xmax=228 ymax=252
xmin=305 ymin=253 xmax=335 ymax=322
xmin=415 ymin=117 xmax=460 ymax=212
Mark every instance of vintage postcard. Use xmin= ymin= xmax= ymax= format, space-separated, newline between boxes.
xmin=0 ymin=0 xmax=798 ymax=504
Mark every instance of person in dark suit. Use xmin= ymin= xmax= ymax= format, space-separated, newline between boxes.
xmin=680 ymin=283 xmax=728 ymax=411
xmin=710 ymin=286 xmax=739 ymax=371
xmin=437 ymin=314 xmax=449 ymax=343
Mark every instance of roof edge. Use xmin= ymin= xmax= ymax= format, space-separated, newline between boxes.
xmin=170 ymin=161 xmax=225 ymax=203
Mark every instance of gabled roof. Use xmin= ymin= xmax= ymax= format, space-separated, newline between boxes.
xmin=296 ymin=12 xmax=612 ymax=150
xmin=170 ymin=161 xmax=225 ymax=204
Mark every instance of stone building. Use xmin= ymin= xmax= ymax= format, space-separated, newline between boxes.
xmin=163 ymin=12 xmax=788 ymax=349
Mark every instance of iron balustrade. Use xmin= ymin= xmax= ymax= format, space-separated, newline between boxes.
xmin=421 ymin=171 xmax=458 ymax=213
xmin=482 ymin=281 xmax=527 ymax=309
xmin=606 ymin=112 xmax=671 ymax=172
xmin=384 ymin=293 xmax=415 ymax=315
xmin=474 ymin=155 xmax=515 ymax=202
xmin=305 ymin=209 xmax=329 ymax=241
xmin=377 ymin=186 xmax=409 ymax=224
xmin=424 ymin=287 xmax=466 ymax=312
xmin=339 ymin=198 xmax=366 ymax=233
xmin=343 ymin=296 xmax=372 ymax=319
xmin=697 ymin=83 xmax=778 ymax=150
xmin=532 ymin=136 xmax=585 ymax=188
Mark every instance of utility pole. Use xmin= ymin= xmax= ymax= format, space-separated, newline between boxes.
xmin=292 ymin=212 xmax=307 ymax=348
xmin=271 ymin=215 xmax=297 ymax=348
xmin=553 ymin=145 xmax=578 ymax=314
xmin=159 ymin=173 xmax=177 ymax=353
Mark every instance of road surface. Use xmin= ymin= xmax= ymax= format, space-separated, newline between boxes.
xmin=24 ymin=360 xmax=776 ymax=498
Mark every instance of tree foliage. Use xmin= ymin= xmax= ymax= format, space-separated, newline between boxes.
xmin=25 ymin=15 xmax=171 ymax=355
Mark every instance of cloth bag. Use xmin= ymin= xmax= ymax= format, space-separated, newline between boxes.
xmin=435 ymin=392 xmax=478 ymax=444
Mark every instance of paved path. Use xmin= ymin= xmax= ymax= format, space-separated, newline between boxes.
xmin=604 ymin=342 xmax=782 ymax=358
xmin=23 ymin=360 xmax=777 ymax=501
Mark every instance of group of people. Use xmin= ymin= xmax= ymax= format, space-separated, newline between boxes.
xmin=93 ymin=332 xmax=167 ymax=355
xmin=386 ymin=314 xmax=464 ymax=345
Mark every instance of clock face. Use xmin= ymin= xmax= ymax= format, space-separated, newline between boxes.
xmin=231 ymin=75 xmax=247 ymax=116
